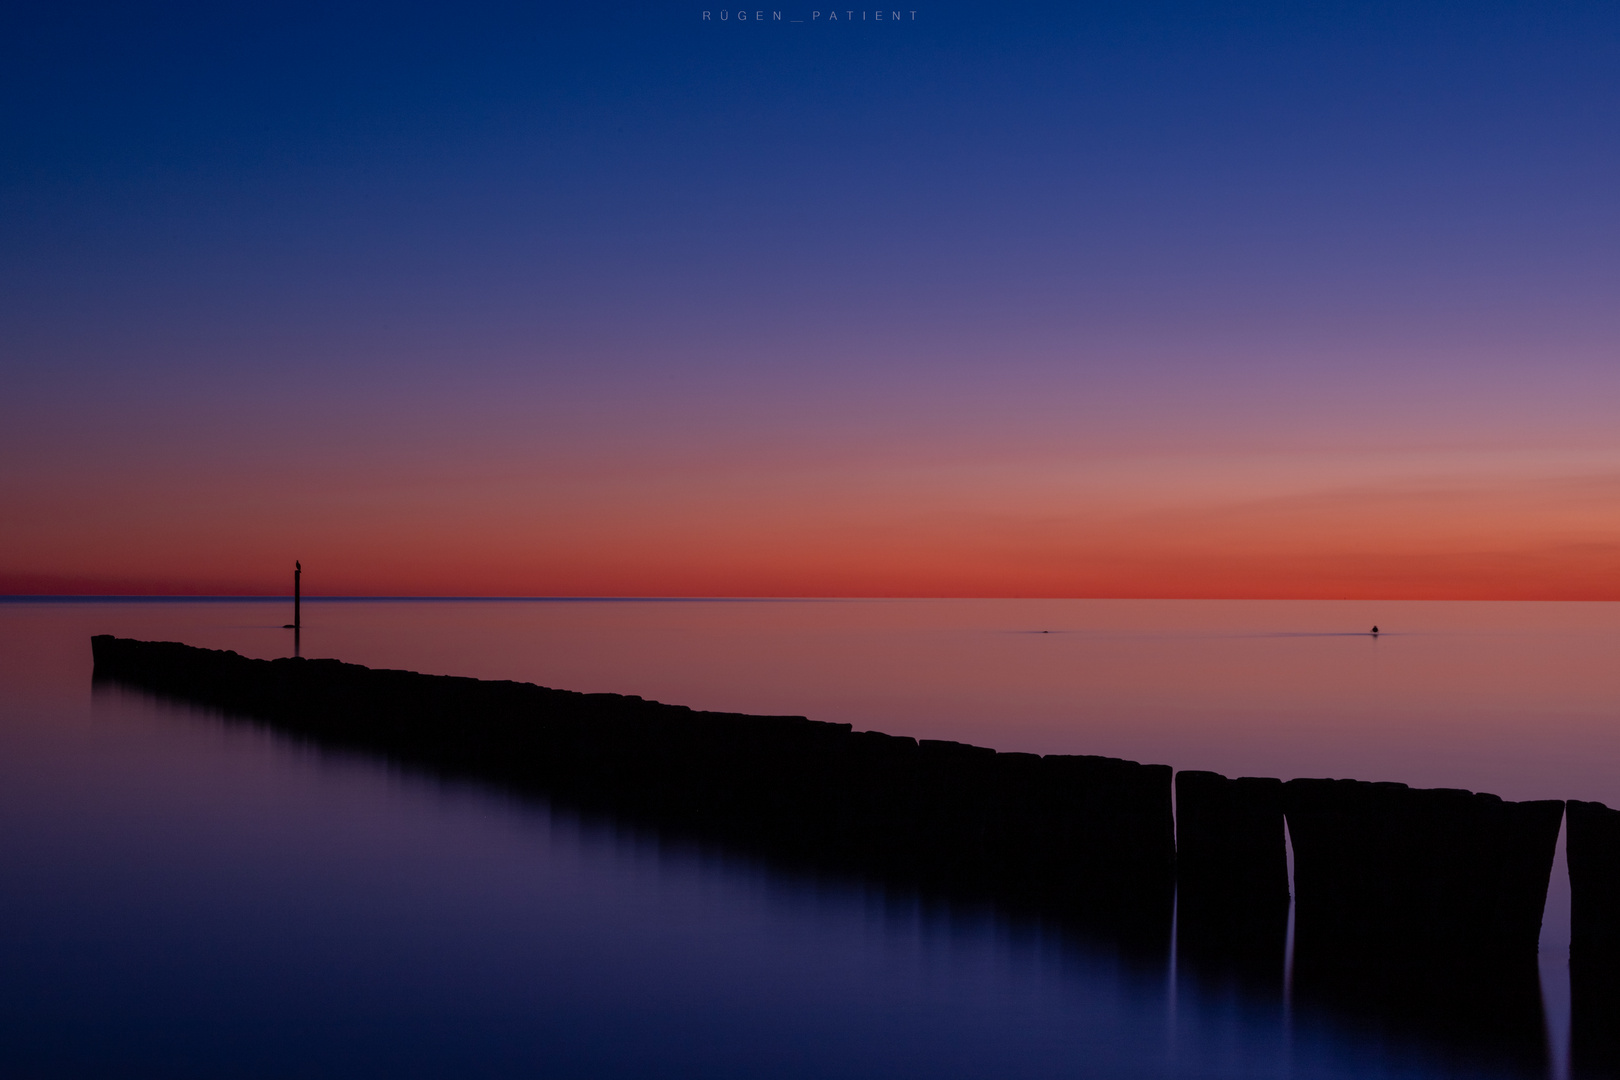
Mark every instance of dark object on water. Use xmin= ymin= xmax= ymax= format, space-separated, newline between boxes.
xmin=1175 ymin=771 xmax=1288 ymax=908
xmin=91 ymin=633 xmax=1576 ymax=1069
xmin=281 ymin=561 xmax=301 ymax=630
xmin=1173 ymin=771 xmax=1288 ymax=990
xmin=1568 ymin=799 xmax=1620 ymax=1077
xmin=1283 ymin=778 xmax=1562 ymax=955
xmin=89 ymin=634 xmax=1176 ymax=938
xmin=1568 ymin=799 xmax=1620 ymax=955
xmin=1371 ymin=625 xmax=1379 ymax=635
xmin=1283 ymin=778 xmax=1563 ymax=1072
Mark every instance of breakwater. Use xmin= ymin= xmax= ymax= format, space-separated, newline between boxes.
xmin=1285 ymin=778 xmax=1565 ymax=1073
xmin=90 ymin=635 xmax=1175 ymax=933
xmin=1569 ymin=800 xmax=1620 ymax=1077
xmin=1173 ymin=771 xmax=1289 ymax=987
xmin=93 ymin=634 xmax=1604 ymax=1073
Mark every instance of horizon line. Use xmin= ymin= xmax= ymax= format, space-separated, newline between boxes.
xmin=2 ymin=594 xmax=1615 ymax=604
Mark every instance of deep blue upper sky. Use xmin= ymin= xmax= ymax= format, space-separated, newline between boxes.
xmin=3 ymin=2 xmax=1619 ymax=595
xmin=7 ymin=1 xmax=1615 ymax=385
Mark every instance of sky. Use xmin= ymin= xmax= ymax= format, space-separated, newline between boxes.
xmin=2 ymin=1 xmax=1618 ymax=598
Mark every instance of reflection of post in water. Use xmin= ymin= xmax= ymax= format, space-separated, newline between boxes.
xmin=1568 ymin=800 xmax=1620 ymax=1079
xmin=1284 ymin=779 xmax=1564 ymax=1074
xmin=281 ymin=561 xmax=301 ymax=657
xmin=1291 ymin=943 xmax=1549 ymax=1075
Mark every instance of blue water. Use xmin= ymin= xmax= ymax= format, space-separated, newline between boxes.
xmin=7 ymin=598 xmax=1615 ymax=1078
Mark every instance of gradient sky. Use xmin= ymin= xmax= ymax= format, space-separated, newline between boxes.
xmin=3 ymin=1 xmax=1618 ymax=597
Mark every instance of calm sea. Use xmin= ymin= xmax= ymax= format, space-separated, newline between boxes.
xmin=4 ymin=598 xmax=1618 ymax=1078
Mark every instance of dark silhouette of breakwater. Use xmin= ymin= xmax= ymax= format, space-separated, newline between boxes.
xmin=1174 ymin=771 xmax=1290 ymax=993
xmin=90 ymin=635 xmax=1175 ymax=942
xmin=1285 ymin=778 xmax=1564 ymax=1075
xmin=1570 ymin=800 xmax=1620 ymax=1078
xmin=93 ymin=634 xmax=1587 ymax=1075
xmin=1171 ymin=771 xmax=1563 ymax=1074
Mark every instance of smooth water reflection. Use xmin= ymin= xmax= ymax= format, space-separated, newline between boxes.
xmin=5 ymin=598 xmax=1617 ymax=1077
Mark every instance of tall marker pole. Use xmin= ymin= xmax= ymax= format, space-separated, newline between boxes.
xmin=284 ymin=561 xmax=303 ymax=657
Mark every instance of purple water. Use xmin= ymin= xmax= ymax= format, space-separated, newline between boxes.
xmin=6 ymin=598 xmax=1617 ymax=1077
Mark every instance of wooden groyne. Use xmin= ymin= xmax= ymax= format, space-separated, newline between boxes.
xmin=90 ymin=635 xmax=1175 ymax=935
xmin=1284 ymin=778 xmax=1565 ymax=1073
xmin=1285 ymin=778 xmax=1564 ymax=956
xmin=1569 ymin=800 xmax=1620 ymax=1077
xmin=1173 ymin=772 xmax=1289 ymax=986
xmin=94 ymin=633 xmax=1598 ymax=1069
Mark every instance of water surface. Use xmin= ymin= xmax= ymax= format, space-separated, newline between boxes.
xmin=4 ymin=598 xmax=1616 ymax=1078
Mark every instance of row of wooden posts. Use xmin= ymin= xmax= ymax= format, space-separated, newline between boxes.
xmin=87 ymin=634 xmax=1620 ymax=957
xmin=89 ymin=633 xmax=1620 ymax=1069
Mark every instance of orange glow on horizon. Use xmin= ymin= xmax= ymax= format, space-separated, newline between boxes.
xmin=5 ymin=448 xmax=1617 ymax=600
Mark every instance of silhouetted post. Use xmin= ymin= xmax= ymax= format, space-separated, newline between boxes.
xmin=282 ymin=561 xmax=303 ymax=657
xmin=1568 ymin=800 xmax=1620 ymax=1076
xmin=1175 ymin=770 xmax=1289 ymax=990
xmin=1283 ymin=778 xmax=1563 ymax=1070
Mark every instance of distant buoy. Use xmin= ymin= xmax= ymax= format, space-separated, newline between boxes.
xmin=1371 ymin=626 xmax=1379 ymax=635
